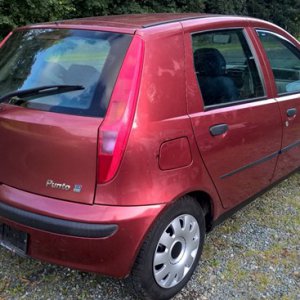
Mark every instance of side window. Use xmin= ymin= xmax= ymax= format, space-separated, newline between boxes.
xmin=192 ymin=29 xmax=265 ymax=107
xmin=257 ymin=30 xmax=300 ymax=95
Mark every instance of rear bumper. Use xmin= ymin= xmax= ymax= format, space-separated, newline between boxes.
xmin=0 ymin=184 xmax=165 ymax=277
xmin=0 ymin=201 xmax=118 ymax=238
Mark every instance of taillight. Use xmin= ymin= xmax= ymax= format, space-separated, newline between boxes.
xmin=97 ymin=35 xmax=144 ymax=183
xmin=0 ymin=32 xmax=12 ymax=48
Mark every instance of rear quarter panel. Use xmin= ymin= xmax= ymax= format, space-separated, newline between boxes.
xmin=95 ymin=23 xmax=223 ymax=219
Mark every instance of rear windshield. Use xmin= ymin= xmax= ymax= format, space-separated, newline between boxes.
xmin=0 ymin=29 xmax=132 ymax=117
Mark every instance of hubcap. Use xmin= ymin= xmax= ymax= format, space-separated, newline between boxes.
xmin=153 ymin=214 xmax=200 ymax=288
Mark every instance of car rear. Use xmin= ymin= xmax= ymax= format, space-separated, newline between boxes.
xmin=0 ymin=28 xmax=133 ymax=204
xmin=0 ymin=23 xmax=167 ymax=276
xmin=0 ymin=15 xmax=208 ymax=282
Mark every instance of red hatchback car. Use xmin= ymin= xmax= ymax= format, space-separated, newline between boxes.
xmin=0 ymin=13 xmax=300 ymax=299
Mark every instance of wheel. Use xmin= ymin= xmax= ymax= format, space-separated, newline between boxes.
xmin=128 ymin=196 xmax=206 ymax=300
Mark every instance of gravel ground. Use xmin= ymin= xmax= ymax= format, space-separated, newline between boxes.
xmin=0 ymin=172 xmax=299 ymax=300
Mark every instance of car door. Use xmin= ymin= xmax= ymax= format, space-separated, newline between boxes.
xmin=255 ymin=30 xmax=300 ymax=181
xmin=183 ymin=23 xmax=282 ymax=209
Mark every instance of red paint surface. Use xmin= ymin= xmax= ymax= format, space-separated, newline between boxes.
xmin=0 ymin=184 xmax=164 ymax=277
xmin=0 ymin=105 xmax=102 ymax=204
xmin=159 ymin=137 xmax=192 ymax=170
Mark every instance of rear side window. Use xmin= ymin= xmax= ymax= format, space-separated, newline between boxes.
xmin=0 ymin=29 xmax=132 ymax=117
xmin=192 ymin=29 xmax=265 ymax=107
xmin=257 ymin=30 xmax=300 ymax=95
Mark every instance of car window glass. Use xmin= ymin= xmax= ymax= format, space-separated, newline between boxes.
xmin=0 ymin=29 xmax=132 ymax=117
xmin=192 ymin=29 xmax=265 ymax=107
xmin=257 ymin=30 xmax=300 ymax=95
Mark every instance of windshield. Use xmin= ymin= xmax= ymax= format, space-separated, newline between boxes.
xmin=0 ymin=29 xmax=132 ymax=117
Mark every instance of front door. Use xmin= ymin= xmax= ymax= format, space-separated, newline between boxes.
xmin=256 ymin=30 xmax=300 ymax=181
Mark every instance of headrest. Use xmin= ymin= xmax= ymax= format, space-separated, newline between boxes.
xmin=65 ymin=64 xmax=100 ymax=86
xmin=194 ymin=48 xmax=226 ymax=76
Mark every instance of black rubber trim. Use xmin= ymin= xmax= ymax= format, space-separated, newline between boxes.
xmin=204 ymin=96 xmax=268 ymax=112
xmin=220 ymin=151 xmax=278 ymax=179
xmin=142 ymin=15 xmax=215 ymax=28
xmin=280 ymin=139 xmax=300 ymax=154
xmin=220 ymin=139 xmax=300 ymax=179
xmin=0 ymin=201 xmax=118 ymax=238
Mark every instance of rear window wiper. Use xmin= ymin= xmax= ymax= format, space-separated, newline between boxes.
xmin=0 ymin=85 xmax=85 ymax=104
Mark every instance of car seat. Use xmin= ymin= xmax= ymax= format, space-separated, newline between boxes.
xmin=194 ymin=48 xmax=239 ymax=106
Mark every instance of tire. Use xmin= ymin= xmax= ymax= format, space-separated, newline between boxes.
xmin=127 ymin=195 xmax=206 ymax=300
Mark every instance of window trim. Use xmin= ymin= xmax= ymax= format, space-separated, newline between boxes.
xmin=203 ymin=95 xmax=268 ymax=111
xmin=256 ymin=29 xmax=300 ymax=98
xmin=191 ymin=27 xmax=267 ymax=110
xmin=256 ymin=29 xmax=298 ymax=48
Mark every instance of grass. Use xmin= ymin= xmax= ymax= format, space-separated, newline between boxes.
xmin=191 ymin=172 xmax=300 ymax=299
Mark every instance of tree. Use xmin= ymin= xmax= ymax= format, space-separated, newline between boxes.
xmin=205 ymin=0 xmax=247 ymax=15
xmin=0 ymin=0 xmax=75 ymax=36
xmin=0 ymin=0 xmax=299 ymax=38
xmin=245 ymin=0 xmax=300 ymax=36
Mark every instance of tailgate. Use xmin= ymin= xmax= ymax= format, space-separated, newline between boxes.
xmin=0 ymin=105 xmax=102 ymax=204
xmin=0 ymin=28 xmax=132 ymax=204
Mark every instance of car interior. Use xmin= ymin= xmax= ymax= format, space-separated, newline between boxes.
xmin=193 ymin=47 xmax=239 ymax=105
xmin=193 ymin=30 xmax=265 ymax=107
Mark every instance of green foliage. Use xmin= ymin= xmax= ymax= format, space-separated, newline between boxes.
xmin=0 ymin=0 xmax=299 ymax=38
xmin=0 ymin=0 xmax=75 ymax=36
xmin=205 ymin=0 xmax=247 ymax=15
xmin=70 ymin=0 xmax=109 ymax=17
xmin=246 ymin=0 xmax=300 ymax=38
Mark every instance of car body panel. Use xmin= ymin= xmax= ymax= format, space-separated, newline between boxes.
xmin=0 ymin=183 xmax=165 ymax=277
xmin=273 ymin=94 xmax=300 ymax=180
xmin=95 ymin=24 xmax=222 ymax=213
xmin=182 ymin=21 xmax=283 ymax=209
xmin=20 ymin=13 xmax=212 ymax=31
xmin=0 ymin=104 xmax=101 ymax=204
xmin=247 ymin=26 xmax=300 ymax=182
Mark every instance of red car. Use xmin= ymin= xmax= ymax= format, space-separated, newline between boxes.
xmin=0 ymin=13 xmax=299 ymax=299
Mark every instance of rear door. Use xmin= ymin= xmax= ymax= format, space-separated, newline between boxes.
xmin=0 ymin=28 xmax=131 ymax=204
xmin=183 ymin=23 xmax=282 ymax=209
xmin=255 ymin=30 xmax=300 ymax=181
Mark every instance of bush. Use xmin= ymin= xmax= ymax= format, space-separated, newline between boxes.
xmin=0 ymin=0 xmax=299 ymax=38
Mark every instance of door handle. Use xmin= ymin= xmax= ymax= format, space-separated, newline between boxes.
xmin=287 ymin=108 xmax=297 ymax=117
xmin=210 ymin=124 xmax=228 ymax=136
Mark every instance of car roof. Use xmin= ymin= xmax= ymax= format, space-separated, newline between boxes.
xmin=46 ymin=13 xmax=215 ymax=29
xmin=20 ymin=13 xmax=219 ymax=34
xmin=19 ymin=13 xmax=296 ymax=43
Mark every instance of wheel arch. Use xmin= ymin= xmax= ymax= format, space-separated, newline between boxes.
xmin=185 ymin=190 xmax=214 ymax=232
xmin=128 ymin=189 xmax=215 ymax=277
